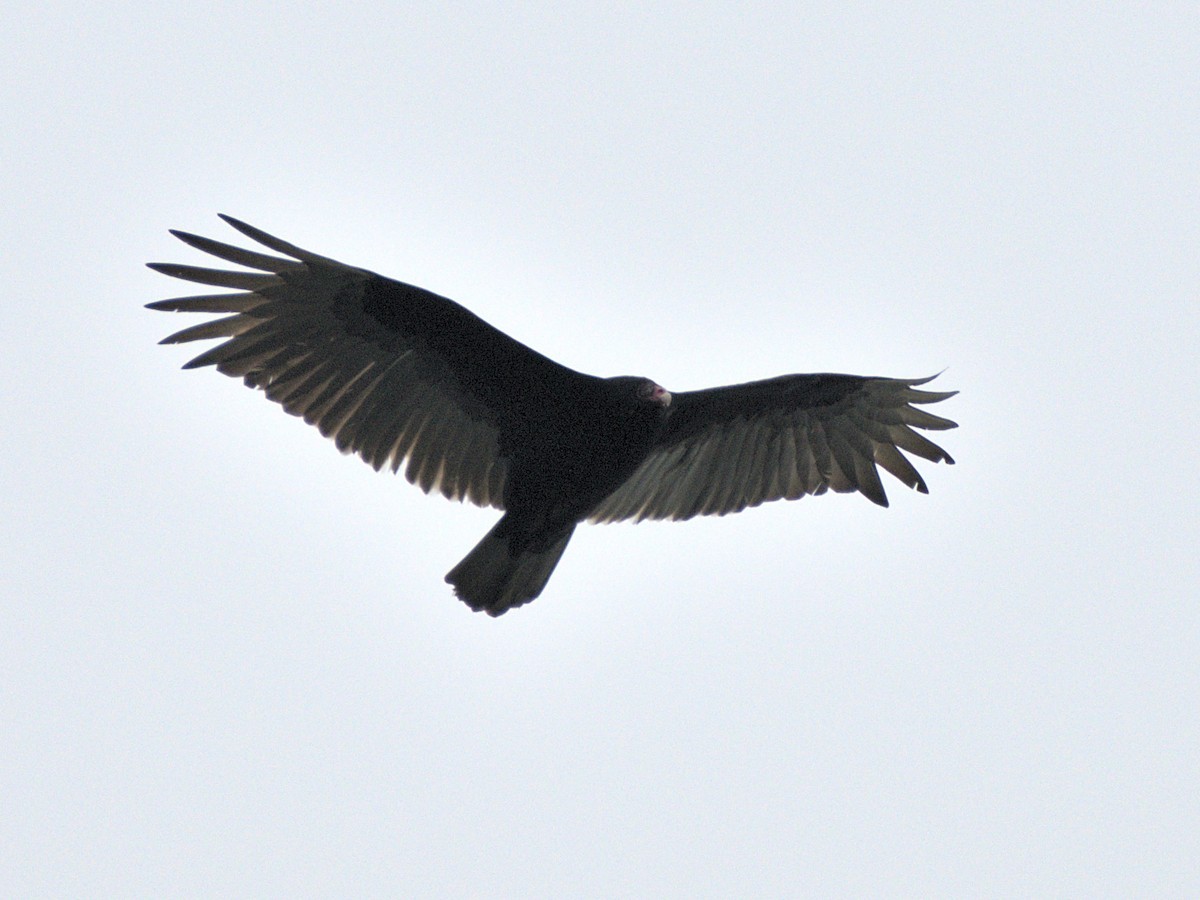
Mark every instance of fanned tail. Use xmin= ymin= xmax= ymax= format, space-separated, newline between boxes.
xmin=445 ymin=516 xmax=575 ymax=616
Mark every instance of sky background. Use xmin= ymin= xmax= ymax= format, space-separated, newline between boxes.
xmin=3 ymin=2 xmax=1197 ymax=896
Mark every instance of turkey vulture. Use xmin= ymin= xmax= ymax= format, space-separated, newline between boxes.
xmin=148 ymin=216 xmax=957 ymax=615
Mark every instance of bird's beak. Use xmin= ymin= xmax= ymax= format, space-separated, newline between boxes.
xmin=654 ymin=386 xmax=672 ymax=407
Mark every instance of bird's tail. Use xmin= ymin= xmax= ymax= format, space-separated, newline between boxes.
xmin=445 ymin=516 xmax=575 ymax=616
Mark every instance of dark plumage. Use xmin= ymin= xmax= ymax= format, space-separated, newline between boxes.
xmin=148 ymin=216 xmax=957 ymax=615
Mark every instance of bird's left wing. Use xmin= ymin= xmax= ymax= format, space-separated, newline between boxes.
xmin=148 ymin=216 xmax=588 ymax=509
xmin=589 ymin=373 xmax=956 ymax=522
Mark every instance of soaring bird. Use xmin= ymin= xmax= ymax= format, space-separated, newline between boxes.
xmin=148 ymin=216 xmax=957 ymax=615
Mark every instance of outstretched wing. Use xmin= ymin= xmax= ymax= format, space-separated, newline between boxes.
xmin=589 ymin=373 xmax=956 ymax=522
xmin=148 ymin=215 xmax=588 ymax=509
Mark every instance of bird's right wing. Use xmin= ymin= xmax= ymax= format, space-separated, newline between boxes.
xmin=589 ymin=373 xmax=957 ymax=522
xmin=148 ymin=215 xmax=588 ymax=508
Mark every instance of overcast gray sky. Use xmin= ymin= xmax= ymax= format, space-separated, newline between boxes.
xmin=3 ymin=2 xmax=1197 ymax=896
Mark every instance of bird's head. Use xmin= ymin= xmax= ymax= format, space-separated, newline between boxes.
xmin=636 ymin=378 xmax=672 ymax=409
xmin=604 ymin=375 xmax=672 ymax=413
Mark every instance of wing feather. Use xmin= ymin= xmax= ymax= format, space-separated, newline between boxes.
xmin=146 ymin=263 xmax=284 ymax=291
xmin=168 ymin=229 xmax=307 ymax=274
xmin=889 ymin=423 xmax=954 ymax=463
xmin=872 ymin=442 xmax=928 ymax=494
xmin=146 ymin=292 xmax=266 ymax=314
xmin=160 ymin=314 xmax=260 ymax=345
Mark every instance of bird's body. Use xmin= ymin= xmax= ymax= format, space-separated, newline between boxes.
xmin=448 ymin=374 xmax=672 ymax=612
xmin=149 ymin=216 xmax=957 ymax=615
